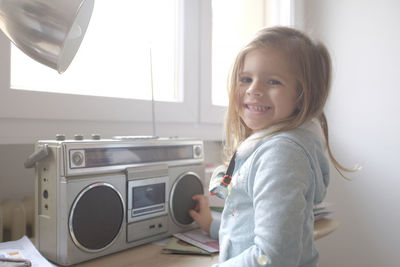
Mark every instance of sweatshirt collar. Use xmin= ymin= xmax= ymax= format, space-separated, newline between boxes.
xmin=236 ymin=119 xmax=323 ymax=159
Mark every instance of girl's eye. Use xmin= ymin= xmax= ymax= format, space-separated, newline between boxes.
xmin=268 ymin=79 xmax=282 ymax=85
xmin=240 ymin=77 xmax=252 ymax=83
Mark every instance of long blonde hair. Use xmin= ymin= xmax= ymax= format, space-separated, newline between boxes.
xmin=224 ymin=26 xmax=355 ymax=177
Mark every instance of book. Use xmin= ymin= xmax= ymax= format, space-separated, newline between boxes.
xmin=313 ymin=202 xmax=334 ymax=221
xmin=173 ymin=229 xmax=219 ymax=254
xmin=162 ymin=237 xmax=212 ymax=255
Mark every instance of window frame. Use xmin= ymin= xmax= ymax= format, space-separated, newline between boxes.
xmin=199 ymin=0 xmax=226 ymax=124
xmin=0 ymin=0 xmax=200 ymax=123
xmin=199 ymin=0 xmax=296 ymax=124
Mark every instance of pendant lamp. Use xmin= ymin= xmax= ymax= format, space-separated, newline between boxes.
xmin=0 ymin=0 xmax=94 ymax=73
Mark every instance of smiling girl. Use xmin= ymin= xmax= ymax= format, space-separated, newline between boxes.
xmin=189 ymin=26 xmax=352 ymax=267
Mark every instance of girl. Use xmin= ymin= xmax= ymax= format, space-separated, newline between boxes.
xmin=189 ymin=26 xmax=351 ymax=266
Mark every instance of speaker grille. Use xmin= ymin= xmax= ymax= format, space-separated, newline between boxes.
xmin=69 ymin=183 xmax=124 ymax=252
xmin=170 ymin=173 xmax=203 ymax=226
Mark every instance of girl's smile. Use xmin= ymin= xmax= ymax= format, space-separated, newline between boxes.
xmin=239 ymin=47 xmax=298 ymax=132
xmin=244 ymin=103 xmax=271 ymax=113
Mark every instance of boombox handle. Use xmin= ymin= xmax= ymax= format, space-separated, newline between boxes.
xmin=24 ymin=144 xmax=49 ymax=168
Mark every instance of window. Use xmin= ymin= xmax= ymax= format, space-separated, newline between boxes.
xmin=211 ymin=0 xmax=293 ymax=107
xmin=1 ymin=0 xmax=199 ymax=124
xmin=11 ymin=0 xmax=179 ymax=102
xmin=0 ymin=0 xmax=294 ymax=142
xmin=200 ymin=0 xmax=293 ymax=123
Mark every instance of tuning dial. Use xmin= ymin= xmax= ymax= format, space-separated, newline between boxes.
xmin=71 ymin=150 xmax=85 ymax=167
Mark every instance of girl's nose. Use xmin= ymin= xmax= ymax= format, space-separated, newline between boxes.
xmin=246 ymin=82 xmax=263 ymax=97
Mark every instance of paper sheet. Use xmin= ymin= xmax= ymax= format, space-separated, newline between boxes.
xmin=0 ymin=236 xmax=54 ymax=267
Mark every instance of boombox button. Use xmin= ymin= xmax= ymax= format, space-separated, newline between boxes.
xmin=74 ymin=134 xmax=84 ymax=140
xmin=194 ymin=145 xmax=202 ymax=158
xmin=55 ymin=134 xmax=65 ymax=141
xmin=71 ymin=151 xmax=85 ymax=167
xmin=127 ymin=215 xmax=169 ymax=242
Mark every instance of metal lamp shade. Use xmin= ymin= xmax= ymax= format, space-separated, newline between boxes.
xmin=0 ymin=0 xmax=94 ymax=73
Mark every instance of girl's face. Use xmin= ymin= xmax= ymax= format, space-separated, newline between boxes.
xmin=238 ymin=47 xmax=298 ymax=133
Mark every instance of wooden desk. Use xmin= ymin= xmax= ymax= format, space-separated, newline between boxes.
xmin=314 ymin=218 xmax=340 ymax=240
xmin=75 ymin=242 xmax=219 ymax=267
xmin=76 ymin=218 xmax=339 ymax=267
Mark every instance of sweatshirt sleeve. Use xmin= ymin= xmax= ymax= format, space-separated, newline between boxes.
xmin=214 ymin=138 xmax=315 ymax=267
xmin=209 ymin=218 xmax=221 ymax=240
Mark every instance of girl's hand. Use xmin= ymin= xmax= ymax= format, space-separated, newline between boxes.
xmin=189 ymin=194 xmax=212 ymax=233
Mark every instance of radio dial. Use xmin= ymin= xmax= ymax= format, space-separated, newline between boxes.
xmin=72 ymin=151 xmax=84 ymax=166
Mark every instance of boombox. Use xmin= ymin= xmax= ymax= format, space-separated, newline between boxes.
xmin=28 ymin=135 xmax=205 ymax=266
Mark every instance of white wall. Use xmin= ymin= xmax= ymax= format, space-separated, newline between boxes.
xmin=303 ymin=1 xmax=400 ymax=266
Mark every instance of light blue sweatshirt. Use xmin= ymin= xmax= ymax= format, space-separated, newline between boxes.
xmin=210 ymin=120 xmax=330 ymax=266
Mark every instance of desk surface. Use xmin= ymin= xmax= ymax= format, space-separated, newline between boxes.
xmin=76 ymin=242 xmax=219 ymax=267
xmin=76 ymin=218 xmax=339 ymax=267
xmin=314 ymin=217 xmax=340 ymax=240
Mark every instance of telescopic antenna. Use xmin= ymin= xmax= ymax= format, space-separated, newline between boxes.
xmin=149 ymin=46 xmax=156 ymax=137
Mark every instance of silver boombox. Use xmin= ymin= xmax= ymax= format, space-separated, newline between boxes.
xmin=27 ymin=136 xmax=204 ymax=266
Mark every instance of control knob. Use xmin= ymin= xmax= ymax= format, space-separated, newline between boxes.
xmin=56 ymin=134 xmax=66 ymax=141
xmin=74 ymin=134 xmax=84 ymax=140
xmin=91 ymin=134 xmax=101 ymax=140
xmin=71 ymin=151 xmax=84 ymax=166
xmin=194 ymin=145 xmax=202 ymax=158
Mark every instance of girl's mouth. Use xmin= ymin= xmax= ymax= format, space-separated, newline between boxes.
xmin=245 ymin=104 xmax=271 ymax=112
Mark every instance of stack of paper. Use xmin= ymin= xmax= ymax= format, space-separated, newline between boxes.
xmin=313 ymin=202 xmax=334 ymax=220
xmin=0 ymin=236 xmax=54 ymax=267
xmin=163 ymin=228 xmax=219 ymax=255
xmin=163 ymin=237 xmax=212 ymax=255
